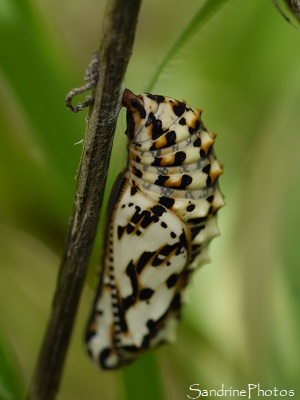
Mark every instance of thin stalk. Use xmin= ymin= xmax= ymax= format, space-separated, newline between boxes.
xmin=27 ymin=1 xmax=141 ymax=399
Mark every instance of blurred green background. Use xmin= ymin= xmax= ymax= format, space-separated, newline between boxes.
xmin=1 ymin=0 xmax=300 ymax=399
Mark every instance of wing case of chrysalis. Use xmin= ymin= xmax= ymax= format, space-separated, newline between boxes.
xmin=85 ymin=89 xmax=225 ymax=370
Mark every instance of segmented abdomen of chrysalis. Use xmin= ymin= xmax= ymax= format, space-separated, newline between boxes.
xmin=85 ymin=89 xmax=224 ymax=370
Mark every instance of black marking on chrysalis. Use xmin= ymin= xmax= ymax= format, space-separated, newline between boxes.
xmin=173 ymin=101 xmax=186 ymax=117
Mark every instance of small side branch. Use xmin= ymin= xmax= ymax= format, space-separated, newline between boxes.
xmin=27 ymin=1 xmax=141 ymax=400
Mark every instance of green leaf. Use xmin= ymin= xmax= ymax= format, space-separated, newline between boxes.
xmin=0 ymin=329 xmax=24 ymax=400
xmin=146 ymin=0 xmax=230 ymax=92
xmin=122 ymin=352 xmax=165 ymax=400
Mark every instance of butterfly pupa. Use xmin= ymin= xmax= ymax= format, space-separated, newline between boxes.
xmin=85 ymin=89 xmax=224 ymax=369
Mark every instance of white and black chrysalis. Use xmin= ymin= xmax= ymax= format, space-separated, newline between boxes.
xmin=85 ymin=89 xmax=224 ymax=369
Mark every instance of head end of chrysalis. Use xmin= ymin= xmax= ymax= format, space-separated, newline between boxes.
xmin=123 ymin=89 xmax=146 ymax=140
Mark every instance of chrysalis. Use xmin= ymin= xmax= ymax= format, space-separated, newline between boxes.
xmin=85 ymin=89 xmax=224 ymax=369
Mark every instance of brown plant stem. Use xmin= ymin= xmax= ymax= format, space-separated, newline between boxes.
xmin=27 ymin=1 xmax=141 ymax=399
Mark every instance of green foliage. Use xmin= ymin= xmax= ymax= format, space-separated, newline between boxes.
xmin=122 ymin=353 xmax=166 ymax=400
xmin=0 ymin=330 xmax=24 ymax=400
xmin=0 ymin=0 xmax=300 ymax=399
xmin=146 ymin=0 xmax=230 ymax=91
